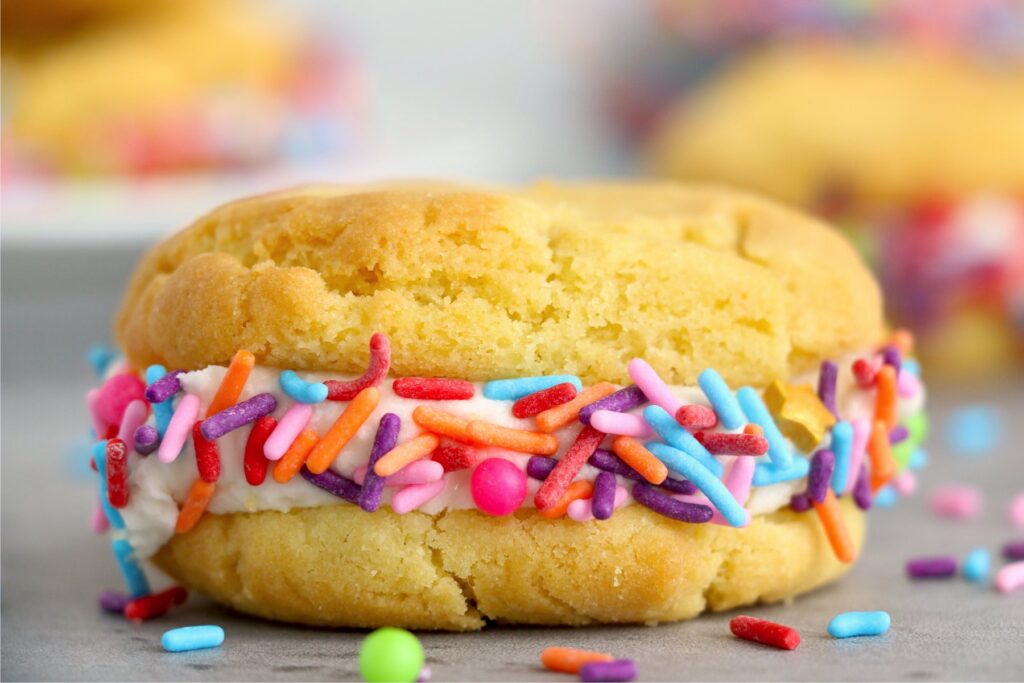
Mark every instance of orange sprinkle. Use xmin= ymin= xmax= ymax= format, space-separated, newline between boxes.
xmin=412 ymin=406 xmax=472 ymax=442
xmin=272 ymin=429 xmax=320 ymax=483
xmin=540 ymin=647 xmax=614 ymax=674
xmin=611 ymin=436 xmax=668 ymax=484
xmin=206 ymin=350 xmax=255 ymax=416
xmin=374 ymin=433 xmax=441 ymax=477
xmin=535 ymin=382 xmax=618 ymax=433
xmin=744 ymin=423 xmax=764 ymax=437
xmin=539 ymin=480 xmax=593 ymax=519
xmin=466 ymin=420 xmax=559 ymax=455
xmin=304 ymin=387 xmax=380 ymax=474
xmin=174 ymin=480 xmax=216 ymax=534
xmin=868 ymin=420 xmax=896 ymax=493
xmin=874 ymin=364 xmax=897 ymax=429
xmin=812 ymin=489 xmax=855 ymax=564
xmin=889 ymin=328 xmax=914 ymax=355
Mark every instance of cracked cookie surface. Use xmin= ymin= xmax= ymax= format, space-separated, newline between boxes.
xmin=153 ymin=499 xmax=864 ymax=630
xmin=116 ymin=181 xmax=882 ymax=387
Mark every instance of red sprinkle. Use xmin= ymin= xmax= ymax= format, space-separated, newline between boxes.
xmin=325 ymin=333 xmax=391 ymax=401
xmin=675 ymin=404 xmax=718 ymax=430
xmin=393 ymin=377 xmax=475 ymax=401
xmin=106 ymin=438 xmax=129 ymax=508
xmin=730 ymin=615 xmax=801 ymax=650
xmin=535 ymin=426 xmax=606 ymax=510
xmin=512 ymin=382 xmax=578 ymax=419
xmin=852 ymin=358 xmax=876 ymax=388
xmin=243 ymin=415 xmax=277 ymax=486
xmin=124 ymin=586 xmax=188 ymax=621
xmin=694 ymin=432 xmax=768 ymax=456
xmin=103 ymin=424 xmax=120 ymax=440
xmin=432 ymin=443 xmax=478 ymax=472
xmin=192 ymin=421 xmax=220 ymax=484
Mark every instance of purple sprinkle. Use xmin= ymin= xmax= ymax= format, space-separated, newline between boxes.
xmin=359 ymin=414 xmax=401 ymax=512
xmin=98 ymin=590 xmax=131 ymax=614
xmin=808 ymin=449 xmax=835 ymax=504
xmin=527 ymin=455 xmax=557 ymax=480
xmin=881 ymin=345 xmax=902 ymax=375
xmin=889 ymin=425 xmax=909 ymax=444
xmin=852 ymin=463 xmax=872 ymax=510
xmin=906 ymin=555 xmax=958 ymax=579
xmin=632 ymin=482 xmax=713 ymax=523
xmin=790 ymin=492 xmax=812 ymax=512
xmin=580 ymin=659 xmax=637 ymax=683
xmin=578 ymin=384 xmax=648 ymax=425
xmin=658 ymin=476 xmax=697 ymax=496
xmin=591 ymin=471 xmax=617 ymax=520
xmin=300 ymin=467 xmax=361 ymax=504
xmin=416 ymin=666 xmax=431 ymax=683
xmin=817 ymin=360 xmax=838 ymax=416
xmin=1004 ymin=540 xmax=1024 ymax=561
xmin=144 ymin=370 xmax=183 ymax=403
xmin=200 ymin=393 xmax=278 ymax=440
xmin=133 ymin=425 xmax=160 ymax=455
xmin=588 ymin=448 xmax=697 ymax=495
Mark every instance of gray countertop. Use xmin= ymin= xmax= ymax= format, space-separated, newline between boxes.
xmin=2 ymin=246 xmax=1023 ymax=681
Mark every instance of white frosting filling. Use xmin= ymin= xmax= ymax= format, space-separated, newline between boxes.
xmin=117 ymin=355 xmax=925 ymax=558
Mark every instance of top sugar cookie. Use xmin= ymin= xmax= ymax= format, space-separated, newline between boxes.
xmin=116 ymin=181 xmax=883 ymax=386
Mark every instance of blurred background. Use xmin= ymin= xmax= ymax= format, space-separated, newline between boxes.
xmin=3 ymin=0 xmax=1024 ymax=388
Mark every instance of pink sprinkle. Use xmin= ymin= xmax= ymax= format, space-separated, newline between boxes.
xmin=264 ymin=404 xmax=313 ymax=461
xmin=117 ymin=400 xmax=149 ymax=452
xmin=91 ymin=499 xmax=110 ymax=533
xmin=590 ymin=410 xmax=654 ymax=438
xmin=892 ymin=470 xmax=917 ymax=496
xmin=96 ymin=373 xmax=147 ymax=426
xmin=995 ymin=561 xmax=1024 ymax=593
xmin=353 ymin=460 xmax=444 ymax=487
xmin=86 ymin=388 xmax=107 ymax=437
xmin=674 ymin=457 xmax=753 ymax=527
xmin=627 ymin=358 xmax=683 ymax=416
xmin=391 ymin=479 xmax=446 ymax=514
xmin=897 ymin=370 xmax=922 ymax=398
xmin=158 ymin=394 xmax=200 ymax=463
xmin=845 ymin=418 xmax=871 ymax=494
xmin=567 ymin=486 xmax=628 ymax=522
xmin=1008 ymin=492 xmax=1024 ymax=528
xmin=929 ymin=484 xmax=982 ymax=520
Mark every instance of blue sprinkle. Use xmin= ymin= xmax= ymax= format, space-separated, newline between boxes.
xmin=752 ymin=457 xmax=810 ymax=486
xmin=945 ymin=405 xmax=1003 ymax=457
xmin=873 ymin=485 xmax=899 ymax=508
xmin=736 ymin=387 xmax=792 ymax=468
xmin=830 ymin=421 xmax=854 ymax=493
xmin=92 ymin=441 xmax=125 ymax=530
xmin=909 ymin=448 xmax=928 ymax=471
xmin=279 ymin=370 xmax=329 ymax=404
xmin=643 ymin=405 xmax=723 ymax=477
xmin=482 ymin=375 xmax=582 ymax=401
xmin=902 ymin=358 xmax=921 ymax=377
xmin=87 ymin=345 xmax=118 ymax=377
xmin=828 ymin=611 xmax=891 ymax=638
xmin=111 ymin=538 xmax=150 ymax=598
xmin=963 ymin=547 xmax=991 ymax=583
xmin=696 ymin=369 xmax=745 ymax=429
xmin=162 ymin=625 xmax=225 ymax=652
xmin=646 ymin=443 xmax=747 ymax=527
xmin=146 ymin=365 xmax=175 ymax=437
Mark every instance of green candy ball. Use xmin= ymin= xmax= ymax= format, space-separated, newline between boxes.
xmin=359 ymin=627 xmax=424 ymax=683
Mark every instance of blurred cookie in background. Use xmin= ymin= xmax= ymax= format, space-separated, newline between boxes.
xmin=2 ymin=0 xmax=363 ymax=178
xmin=648 ymin=42 xmax=1024 ymax=379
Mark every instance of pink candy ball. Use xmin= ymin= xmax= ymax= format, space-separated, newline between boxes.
xmin=96 ymin=373 xmax=147 ymax=427
xmin=471 ymin=458 xmax=527 ymax=516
